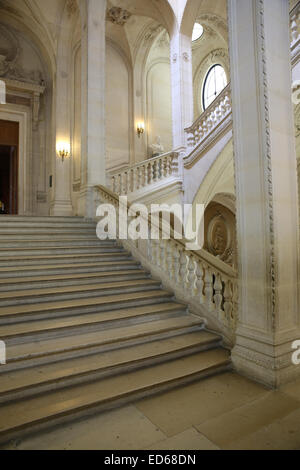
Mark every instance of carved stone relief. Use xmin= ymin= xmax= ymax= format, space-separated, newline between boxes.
xmin=66 ymin=0 xmax=78 ymax=17
xmin=204 ymin=202 xmax=237 ymax=268
xmin=106 ymin=7 xmax=132 ymax=26
xmin=0 ymin=24 xmax=45 ymax=86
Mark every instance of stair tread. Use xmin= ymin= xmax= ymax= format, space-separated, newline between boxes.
xmin=0 ymin=279 xmax=160 ymax=300
xmin=0 ymin=260 xmax=138 ymax=273
xmin=0 ymin=290 xmax=173 ymax=317
xmin=0 ymin=270 xmax=148 ymax=285
xmin=1 ymin=303 xmax=186 ymax=339
xmin=0 ymin=332 xmax=220 ymax=396
xmin=6 ymin=315 xmax=202 ymax=360
xmin=0 ymin=349 xmax=230 ymax=435
xmin=0 ymin=252 xmax=128 ymax=262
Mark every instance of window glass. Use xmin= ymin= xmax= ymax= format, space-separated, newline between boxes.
xmin=203 ymin=65 xmax=227 ymax=110
xmin=192 ymin=23 xmax=204 ymax=42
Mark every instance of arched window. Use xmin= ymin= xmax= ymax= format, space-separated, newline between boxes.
xmin=202 ymin=64 xmax=227 ymax=110
xmin=192 ymin=23 xmax=204 ymax=42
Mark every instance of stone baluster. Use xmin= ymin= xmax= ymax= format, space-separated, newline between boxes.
xmin=213 ymin=273 xmax=223 ymax=316
xmin=173 ymin=246 xmax=181 ymax=285
xmin=223 ymin=280 xmax=233 ymax=327
xmin=147 ymin=162 xmax=153 ymax=185
xmin=224 ymin=93 xmax=231 ymax=113
xmin=195 ymin=261 xmax=205 ymax=304
xmin=159 ymin=239 xmax=166 ymax=270
xmin=187 ymin=256 xmax=196 ymax=296
xmin=187 ymin=133 xmax=195 ymax=147
xmin=151 ymin=239 xmax=159 ymax=265
xmin=124 ymin=172 xmax=129 ymax=195
xmin=291 ymin=12 xmax=299 ymax=45
xmin=202 ymin=118 xmax=208 ymax=135
xmin=204 ymin=266 xmax=214 ymax=311
xmin=153 ymin=160 xmax=158 ymax=183
xmin=194 ymin=128 xmax=199 ymax=144
xmin=167 ymin=156 xmax=172 ymax=177
xmin=136 ymin=166 xmax=141 ymax=191
xmin=166 ymin=242 xmax=174 ymax=281
xmin=118 ymin=173 xmax=123 ymax=195
xmin=111 ymin=176 xmax=116 ymax=193
xmin=215 ymin=102 xmax=222 ymax=121
xmin=132 ymin=168 xmax=137 ymax=192
xmin=179 ymin=251 xmax=187 ymax=287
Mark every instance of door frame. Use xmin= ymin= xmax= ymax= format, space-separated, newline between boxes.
xmin=0 ymin=106 xmax=31 ymax=215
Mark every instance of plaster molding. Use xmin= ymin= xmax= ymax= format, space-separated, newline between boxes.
xmin=256 ymin=0 xmax=277 ymax=329
xmin=106 ymin=7 xmax=132 ymax=26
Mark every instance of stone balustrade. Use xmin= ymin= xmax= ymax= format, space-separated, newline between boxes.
xmin=185 ymin=84 xmax=232 ymax=150
xmin=109 ymin=152 xmax=179 ymax=196
xmin=96 ymin=184 xmax=238 ymax=342
xmin=291 ymin=2 xmax=300 ymax=48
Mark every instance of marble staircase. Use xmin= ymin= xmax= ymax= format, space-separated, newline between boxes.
xmin=0 ymin=216 xmax=231 ymax=444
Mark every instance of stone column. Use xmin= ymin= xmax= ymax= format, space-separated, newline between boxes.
xmin=78 ymin=0 xmax=107 ymax=218
xmin=169 ymin=31 xmax=194 ymax=151
xmin=228 ymin=0 xmax=300 ymax=387
xmin=50 ymin=20 xmax=73 ymax=216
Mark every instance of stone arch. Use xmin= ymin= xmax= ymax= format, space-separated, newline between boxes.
xmin=0 ymin=7 xmax=55 ymax=83
xmin=180 ymin=1 xmax=228 ymax=40
xmin=106 ymin=38 xmax=134 ymax=170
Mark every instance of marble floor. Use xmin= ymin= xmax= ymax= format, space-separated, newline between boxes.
xmin=3 ymin=371 xmax=300 ymax=450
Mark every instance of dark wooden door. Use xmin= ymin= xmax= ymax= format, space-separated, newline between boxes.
xmin=9 ymin=146 xmax=18 ymax=214
xmin=0 ymin=120 xmax=19 ymax=215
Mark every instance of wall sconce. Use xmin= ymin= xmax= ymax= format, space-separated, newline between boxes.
xmin=137 ymin=122 xmax=145 ymax=138
xmin=56 ymin=142 xmax=71 ymax=162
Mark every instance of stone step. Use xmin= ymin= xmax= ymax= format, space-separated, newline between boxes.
xmin=0 ymin=222 xmax=98 ymax=230
xmin=0 ymin=216 xmax=85 ymax=223
xmin=4 ymin=315 xmax=201 ymax=364
xmin=0 ymin=290 xmax=174 ymax=323
xmin=0 ymin=228 xmax=98 ymax=236
xmin=0 ymin=331 xmax=221 ymax=404
xmin=0 ymin=245 xmax=121 ymax=257
xmin=0 ymin=269 xmax=150 ymax=292
xmin=0 ymin=251 xmax=131 ymax=267
xmin=0 ymin=260 xmax=141 ymax=279
xmin=0 ymin=279 xmax=162 ymax=307
xmin=0 ymin=240 xmax=117 ymax=248
xmin=1 ymin=302 xmax=187 ymax=345
xmin=0 ymin=349 xmax=230 ymax=444
xmin=2 ymin=311 xmax=199 ymax=375
xmin=0 ymin=233 xmax=100 ymax=240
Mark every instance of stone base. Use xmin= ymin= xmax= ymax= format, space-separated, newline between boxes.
xmin=78 ymin=186 xmax=99 ymax=219
xmin=50 ymin=200 xmax=73 ymax=216
xmin=232 ymin=336 xmax=300 ymax=389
